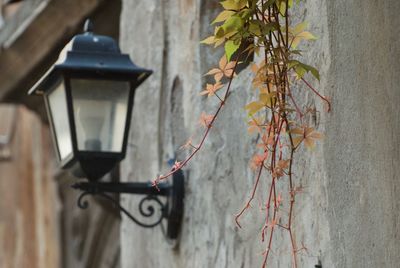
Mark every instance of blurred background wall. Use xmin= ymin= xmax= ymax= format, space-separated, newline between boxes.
xmin=0 ymin=104 xmax=59 ymax=268
xmin=0 ymin=1 xmax=122 ymax=267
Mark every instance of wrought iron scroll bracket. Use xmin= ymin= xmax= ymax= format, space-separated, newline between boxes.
xmin=71 ymin=169 xmax=184 ymax=240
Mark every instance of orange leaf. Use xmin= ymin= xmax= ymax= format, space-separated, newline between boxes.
xmin=204 ymin=55 xmax=236 ymax=82
xmin=200 ymin=82 xmax=224 ymax=97
xmin=292 ymin=136 xmax=303 ymax=147
xmin=215 ymin=72 xmax=224 ymax=82
xmin=291 ymin=126 xmax=323 ymax=149
xmin=250 ymin=153 xmax=268 ymax=170
xmin=290 ymin=127 xmax=303 ymax=135
xmin=247 ymin=116 xmax=265 ymax=134
xmin=199 ymin=112 xmax=214 ymax=128
xmin=219 ymin=54 xmax=227 ymax=68
xmin=180 ymin=137 xmax=194 ymax=150
xmin=277 ymin=159 xmax=290 ymax=169
xmin=205 ymin=68 xmax=221 ymax=76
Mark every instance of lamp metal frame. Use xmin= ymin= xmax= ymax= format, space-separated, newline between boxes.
xmin=28 ymin=20 xmax=184 ymax=241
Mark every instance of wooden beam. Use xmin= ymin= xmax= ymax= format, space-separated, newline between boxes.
xmin=0 ymin=0 xmax=120 ymax=118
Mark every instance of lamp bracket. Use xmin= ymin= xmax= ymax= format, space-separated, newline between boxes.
xmin=71 ymin=170 xmax=184 ymax=240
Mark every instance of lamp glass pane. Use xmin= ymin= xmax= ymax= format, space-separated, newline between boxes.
xmin=70 ymin=79 xmax=130 ymax=152
xmin=47 ymin=81 xmax=73 ymax=161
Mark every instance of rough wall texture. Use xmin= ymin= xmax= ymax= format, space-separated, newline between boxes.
xmin=324 ymin=1 xmax=400 ymax=267
xmin=119 ymin=0 xmax=400 ymax=267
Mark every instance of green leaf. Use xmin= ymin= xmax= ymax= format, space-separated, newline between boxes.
xmin=261 ymin=22 xmax=278 ymax=34
xmin=290 ymin=50 xmax=303 ymax=56
xmin=278 ymin=1 xmax=286 ymax=15
xmin=238 ymin=8 xmax=251 ymax=19
xmin=215 ymin=27 xmax=225 ymax=38
xmin=225 ymin=40 xmax=241 ymax=61
xmin=249 ymin=21 xmax=262 ymax=35
xmin=262 ymin=0 xmax=276 ymax=11
xmin=288 ymin=60 xmax=320 ymax=80
xmin=222 ymin=16 xmax=244 ymax=33
xmin=306 ymin=64 xmax=320 ymax=81
xmin=294 ymin=65 xmax=306 ymax=79
xmin=212 ymin=10 xmax=235 ymax=24
xmin=298 ymin=62 xmax=319 ymax=80
xmin=288 ymin=60 xmax=300 ymax=69
xmin=248 ymin=21 xmax=277 ymax=36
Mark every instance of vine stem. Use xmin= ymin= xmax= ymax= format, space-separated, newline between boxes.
xmin=152 ymin=58 xmax=240 ymax=186
xmin=150 ymin=2 xmax=326 ymax=268
xmin=235 ymin=111 xmax=275 ymax=228
xmin=287 ymin=85 xmax=304 ymax=118
xmin=301 ymin=77 xmax=331 ymax=112
xmin=235 ymin=161 xmax=265 ymax=228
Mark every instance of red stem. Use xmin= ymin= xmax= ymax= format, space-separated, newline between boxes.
xmin=301 ymin=77 xmax=331 ymax=112
xmin=153 ymin=60 xmax=240 ymax=185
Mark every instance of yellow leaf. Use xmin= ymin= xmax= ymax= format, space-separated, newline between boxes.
xmin=221 ymin=0 xmax=247 ymax=10
xmin=291 ymin=22 xmax=308 ymax=35
xmin=291 ymin=31 xmax=317 ymax=48
xmin=297 ymin=31 xmax=317 ymax=40
xmin=259 ymin=92 xmax=276 ymax=107
xmin=212 ymin=10 xmax=235 ymax=24
xmin=245 ymin=101 xmax=265 ymax=115
xmin=214 ymin=38 xmax=225 ymax=48
xmin=201 ymin=36 xmax=216 ymax=44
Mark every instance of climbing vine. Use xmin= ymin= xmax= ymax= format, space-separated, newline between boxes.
xmin=152 ymin=0 xmax=330 ymax=267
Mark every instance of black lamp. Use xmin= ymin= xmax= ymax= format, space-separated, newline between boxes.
xmin=29 ymin=20 xmax=184 ymax=240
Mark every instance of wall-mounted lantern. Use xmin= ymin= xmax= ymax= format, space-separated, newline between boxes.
xmin=28 ymin=20 xmax=184 ymax=240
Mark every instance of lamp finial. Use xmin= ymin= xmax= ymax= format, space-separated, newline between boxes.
xmin=83 ymin=19 xmax=94 ymax=33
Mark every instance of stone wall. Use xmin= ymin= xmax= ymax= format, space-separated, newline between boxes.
xmin=119 ymin=0 xmax=400 ymax=267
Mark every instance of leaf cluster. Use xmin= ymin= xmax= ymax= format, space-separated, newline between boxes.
xmin=195 ymin=1 xmax=330 ymax=267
